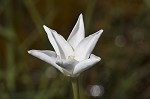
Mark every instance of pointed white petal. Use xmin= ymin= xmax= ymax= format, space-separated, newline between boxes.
xmin=52 ymin=30 xmax=74 ymax=59
xmin=28 ymin=50 xmax=63 ymax=73
xmin=67 ymin=14 xmax=85 ymax=49
xmin=73 ymin=54 xmax=101 ymax=75
xmin=43 ymin=25 xmax=60 ymax=56
xmin=75 ymin=30 xmax=103 ymax=61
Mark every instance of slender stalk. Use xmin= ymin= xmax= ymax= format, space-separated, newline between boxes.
xmin=5 ymin=0 xmax=16 ymax=91
xmin=85 ymin=0 xmax=97 ymax=32
xmin=23 ymin=0 xmax=44 ymax=36
xmin=71 ymin=77 xmax=80 ymax=99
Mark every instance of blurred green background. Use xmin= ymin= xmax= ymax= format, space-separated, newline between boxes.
xmin=0 ymin=0 xmax=150 ymax=99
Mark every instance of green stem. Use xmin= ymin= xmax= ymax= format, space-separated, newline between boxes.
xmin=71 ymin=77 xmax=80 ymax=99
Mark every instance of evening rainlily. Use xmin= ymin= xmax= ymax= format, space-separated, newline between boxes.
xmin=28 ymin=14 xmax=103 ymax=77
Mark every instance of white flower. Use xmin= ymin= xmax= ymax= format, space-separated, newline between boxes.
xmin=28 ymin=14 xmax=103 ymax=77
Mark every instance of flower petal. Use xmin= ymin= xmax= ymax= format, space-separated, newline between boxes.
xmin=28 ymin=50 xmax=63 ymax=73
xmin=67 ymin=14 xmax=85 ymax=49
xmin=73 ymin=54 xmax=101 ymax=75
xmin=75 ymin=30 xmax=103 ymax=61
xmin=52 ymin=30 xmax=74 ymax=59
xmin=43 ymin=25 xmax=60 ymax=56
xmin=56 ymin=58 xmax=78 ymax=76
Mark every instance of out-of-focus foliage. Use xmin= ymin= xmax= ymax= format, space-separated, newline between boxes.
xmin=0 ymin=0 xmax=150 ymax=99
